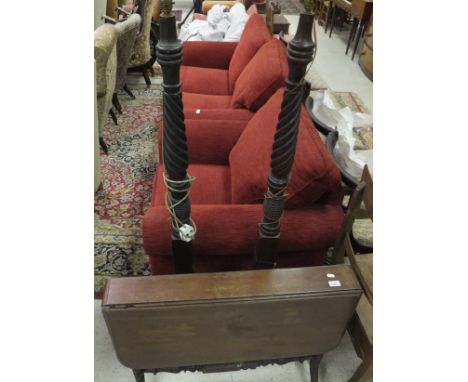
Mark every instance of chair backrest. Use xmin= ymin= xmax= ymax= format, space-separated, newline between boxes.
xmin=128 ymin=0 xmax=154 ymax=68
xmin=115 ymin=14 xmax=142 ymax=90
xmin=330 ymin=165 xmax=373 ymax=301
xmin=94 ymin=23 xmax=117 ymax=130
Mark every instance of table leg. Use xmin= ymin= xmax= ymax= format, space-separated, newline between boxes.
xmin=352 ymin=22 xmax=363 ymax=60
xmin=132 ymin=369 xmax=145 ymax=382
xmin=346 ymin=17 xmax=358 ymax=55
xmin=329 ymin=4 xmax=337 ymax=38
xmin=309 ymin=355 xmax=323 ymax=382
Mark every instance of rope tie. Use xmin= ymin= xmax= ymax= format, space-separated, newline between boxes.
xmin=264 ymin=187 xmax=288 ymax=201
xmin=259 ymin=187 xmax=288 ymax=233
xmin=163 ymin=172 xmax=197 ymax=242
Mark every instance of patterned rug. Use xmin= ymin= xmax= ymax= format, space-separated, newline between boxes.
xmin=94 ymin=86 xmax=162 ymax=297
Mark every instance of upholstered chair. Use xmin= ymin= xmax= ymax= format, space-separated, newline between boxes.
xmin=94 ymin=23 xmax=118 ymax=153
xmin=94 ymin=60 xmax=102 ymax=192
xmin=127 ymin=0 xmax=157 ymax=87
xmin=112 ymin=13 xmax=142 ymax=113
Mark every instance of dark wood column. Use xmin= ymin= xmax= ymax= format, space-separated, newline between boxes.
xmin=157 ymin=1 xmax=194 ymax=273
xmin=255 ymin=11 xmax=316 ymax=268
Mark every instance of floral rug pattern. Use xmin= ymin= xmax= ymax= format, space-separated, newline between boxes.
xmin=94 ymin=87 xmax=162 ymax=296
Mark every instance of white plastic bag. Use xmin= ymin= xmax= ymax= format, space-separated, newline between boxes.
xmin=224 ymin=3 xmax=248 ymax=41
xmin=312 ymin=90 xmax=373 ymax=179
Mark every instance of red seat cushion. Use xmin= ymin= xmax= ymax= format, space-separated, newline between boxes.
xmin=181 ymin=66 xmax=230 ymax=95
xmin=183 ymin=92 xmax=232 ymax=109
xmin=144 ymin=203 xmax=344 ymax=274
xmin=152 ymin=164 xmax=231 ymax=206
xmin=228 ymin=14 xmax=272 ymax=92
xmin=231 ymin=38 xmax=288 ymax=111
xmin=184 ymin=108 xmax=254 ymax=121
xmin=229 ymin=88 xmax=342 ymax=208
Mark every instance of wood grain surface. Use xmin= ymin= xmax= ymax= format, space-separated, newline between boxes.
xmin=102 ymin=265 xmax=362 ymax=369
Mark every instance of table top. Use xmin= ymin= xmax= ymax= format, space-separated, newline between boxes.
xmin=102 ymin=265 xmax=361 ymax=307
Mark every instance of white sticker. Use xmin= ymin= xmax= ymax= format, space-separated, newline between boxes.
xmin=326 ymin=273 xmax=335 ymax=278
xmin=328 ymin=280 xmax=341 ymax=287
xmin=196 ymin=109 xmax=201 ymax=114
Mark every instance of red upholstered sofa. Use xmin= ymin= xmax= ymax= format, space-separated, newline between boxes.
xmin=181 ymin=14 xmax=286 ymax=121
xmin=143 ymin=89 xmax=345 ymax=275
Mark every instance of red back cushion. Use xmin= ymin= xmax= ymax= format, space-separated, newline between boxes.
xmin=231 ymin=38 xmax=288 ymax=111
xmin=228 ymin=14 xmax=272 ymax=92
xmin=229 ymin=89 xmax=342 ymax=208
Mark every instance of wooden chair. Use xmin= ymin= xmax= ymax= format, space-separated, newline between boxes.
xmin=346 ymin=0 xmax=373 ymax=60
xmin=329 ymin=165 xmax=373 ymax=382
xmin=317 ymin=0 xmax=331 ymax=27
xmin=326 ymin=0 xmax=352 ymax=37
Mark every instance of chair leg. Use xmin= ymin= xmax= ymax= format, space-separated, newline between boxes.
xmin=348 ymin=354 xmax=372 ymax=382
xmin=143 ymin=69 xmax=151 ymax=88
xmin=109 ymin=108 xmax=118 ymax=125
xmin=112 ymin=93 xmax=122 ymax=114
xmin=309 ymin=355 xmax=323 ymax=382
xmin=123 ymin=84 xmax=136 ymax=99
xmin=132 ymin=369 xmax=145 ymax=382
xmin=352 ymin=22 xmax=363 ymax=60
xmin=178 ymin=5 xmax=195 ymax=28
xmin=99 ymin=137 xmax=108 ymax=155
xmin=329 ymin=4 xmax=337 ymax=38
xmin=346 ymin=18 xmax=358 ymax=55
xmin=324 ymin=3 xmax=332 ymax=32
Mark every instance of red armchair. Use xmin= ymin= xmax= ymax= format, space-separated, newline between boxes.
xmin=143 ymin=88 xmax=345 ymax=275
xmin=180 ymin=14 xmax=287 ymax=122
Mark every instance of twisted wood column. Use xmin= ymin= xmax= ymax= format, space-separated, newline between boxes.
xmin=157 ymin=1 xmax=193 ymax=273
xmin=255 ymin=12 xmax=316 ymax=268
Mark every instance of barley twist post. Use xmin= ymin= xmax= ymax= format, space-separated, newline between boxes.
xmin=255 ymin=9 xmax=316 ymax=268
xmin=157 ymin=0 xmax=194 ymax=273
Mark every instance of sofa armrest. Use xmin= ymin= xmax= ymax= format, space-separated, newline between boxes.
xmin=158 ymin=119 xmax=248 ymax=165
xmin=183 ymin=41 xmax=238 ymax=70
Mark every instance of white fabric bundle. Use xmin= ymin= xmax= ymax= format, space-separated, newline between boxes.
xmin=312 ymin=89 xmax=373 ymax=180
xmin=224 ymin=3 xmax=249 ymax=42
xmin=179 ymin=4 xmax=248 ymax=42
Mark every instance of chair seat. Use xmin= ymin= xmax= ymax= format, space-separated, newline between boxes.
xmin=152 ymin=164 xmax=232 ymax=206
xmin=181 ymin=66 xmax=230 ymax=95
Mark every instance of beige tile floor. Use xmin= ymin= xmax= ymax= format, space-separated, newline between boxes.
xmin=96 ymin=10 xmax=373 ymax=382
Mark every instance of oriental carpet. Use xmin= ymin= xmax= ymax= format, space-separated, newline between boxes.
xmin=94 ymin=86 xmax=161 ymax=297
